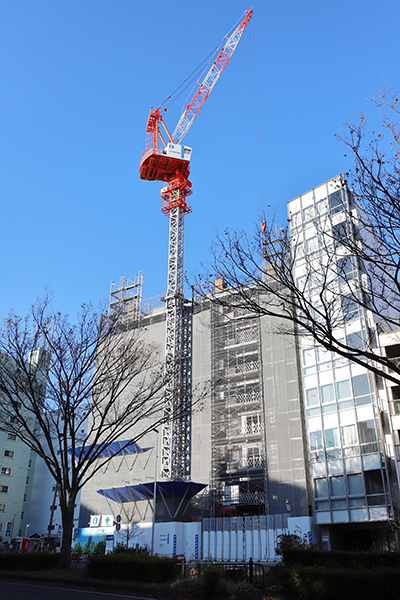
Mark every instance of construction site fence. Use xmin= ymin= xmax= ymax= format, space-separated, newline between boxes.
xmin=174 ymin=558 xmax=264 ymax=585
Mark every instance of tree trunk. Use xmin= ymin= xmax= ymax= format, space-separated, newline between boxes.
xmin=59 ymin=500 xmax=76 ymax=570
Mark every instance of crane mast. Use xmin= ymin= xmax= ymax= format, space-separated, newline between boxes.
xmin=140 ymin=9 xmax=253 ymax=482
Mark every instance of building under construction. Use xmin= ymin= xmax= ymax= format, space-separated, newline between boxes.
xmin=78 ymin=272 xmax=311 ymax=536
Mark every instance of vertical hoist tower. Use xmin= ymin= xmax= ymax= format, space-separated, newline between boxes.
xmin=139 ymin=9 xmax=253 ymax=481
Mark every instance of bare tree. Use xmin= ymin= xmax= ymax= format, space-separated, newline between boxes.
xmin=201 ymin=86 xmax=400 ymax=387
xmin=0 ymin=295 xmax=168 ymax=569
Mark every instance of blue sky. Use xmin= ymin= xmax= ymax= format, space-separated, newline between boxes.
xmin=1 ymin=0 xmax=399 ymax=319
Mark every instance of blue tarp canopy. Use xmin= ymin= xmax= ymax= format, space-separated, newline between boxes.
xmin=68 ymin=440 xmax=147 ymax=460
xmin=97 ymin=480 xmax=207 ymax=503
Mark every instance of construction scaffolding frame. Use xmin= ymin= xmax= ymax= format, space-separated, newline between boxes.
xmin=210 ymin=294 xmax=268 ymax=517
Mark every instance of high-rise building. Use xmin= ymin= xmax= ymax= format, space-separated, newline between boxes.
xmin=288 ymin=174 xmax=398 ymax=550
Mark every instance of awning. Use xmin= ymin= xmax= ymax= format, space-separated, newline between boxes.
xmin=97 ymin=480 xmax=207 ymax=503
xmin=68 ymin=439 xmax=147 ymax=460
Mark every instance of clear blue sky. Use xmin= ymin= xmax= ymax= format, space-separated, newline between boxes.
xmin=1 ymin=0 xmax=399 ymax=319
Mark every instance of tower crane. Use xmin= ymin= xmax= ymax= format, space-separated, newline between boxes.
xmin=140 ymin=9 xmax=253 ymax=482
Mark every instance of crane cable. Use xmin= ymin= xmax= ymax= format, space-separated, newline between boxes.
xmin=160 ymin=10 xmax=248 ymax=113
xmin=249 ymin=19 xmax=266 ymax=206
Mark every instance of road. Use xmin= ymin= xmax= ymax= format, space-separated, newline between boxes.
xmin=0 ymin=581 xmax=160 ymax=600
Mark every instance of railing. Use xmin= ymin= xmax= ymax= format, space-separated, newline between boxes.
xmin=175 ymin=558 xmax=264 ymax=585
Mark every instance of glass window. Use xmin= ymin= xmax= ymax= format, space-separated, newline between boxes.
xmin=337 ymin=255 xmax=356 ymax=283
xmin=341 ymin=294 xmax=360 ymax=321
xmin=352 ymin=374 xmax=370 ymax=397
xmin=3 ymin=450 xmax=14 ymax=458
xmin=0 ymin=468 xmax=11 ymax=476
xmin=6 ymin=434 xmax=16 ymax=441
xmin=321 ymin=384 xmax=334 ymax=404
xmin=303 ymin=349 xmax=314 ymax=366
xmin=316 ymin=198 xmax=328 ymax=214
xmin=310 ymin=431 xmax=323 ymax=451
xmin=349 ymin=497 xmax=365 ymax=508
xmin=290 ymin=211 xmax=301 ymax=230
xmin=306 ymin=388 xmax=319 ymax=407
xmin=0 ymin=504 xmax=6 ymax=512
xmin=0 ymin=486 xmax=9 ymax=493
xmin=348 ymin=474 xmax=364 ymax=495
xmin=330 ymin=476 xmax=346 ymax=496
xmin=341 ymin=424 xmax=358 ymax=446
xmin=332 ymin=221 xmax=348 ymax=245
xmin=329 ymin=190 xmax=345 ymax=214
xmin=315 ymin=500 xmax=330 ymax=510
xmin=317 ymin=346 xmax=330 ymax=364
xmin=325 ymin=428 xmax=340 ymax=448
xmin=303 ymin=206 xmax=315 ymax=223
xmin=306 ymin=236 xmax=318 ymax=254
xmin=314 ymin=478 xmax=328 ymax=498
xmin=332 ymin=499 xmax=347 ymax=509
xmin=336 ymin=380 xmax=351 ymax=399
xmin=358 ymin=420 xmax=377 ymax=444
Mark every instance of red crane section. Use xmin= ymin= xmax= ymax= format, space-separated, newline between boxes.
xmin=139 ymin=8 xmax=253 ymax=196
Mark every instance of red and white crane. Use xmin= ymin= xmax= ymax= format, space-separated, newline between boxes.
xmin=140 ymin=9 xmax=253 ymax=481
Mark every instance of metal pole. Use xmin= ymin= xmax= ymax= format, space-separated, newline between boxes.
xmin=151 ymin=429 xmax=159 ymax=556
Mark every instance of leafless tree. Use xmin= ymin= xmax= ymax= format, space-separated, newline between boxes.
xmin=0 ymin=295 xmax=168 ymax=569
xmin=199 ymin=85 xmax=400 ymax=387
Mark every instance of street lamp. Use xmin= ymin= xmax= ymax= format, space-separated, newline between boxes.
xmin=151 ymin=428 xmax=159 ymax=556
xmin=25 ymin=524 xmax=30 ymax=537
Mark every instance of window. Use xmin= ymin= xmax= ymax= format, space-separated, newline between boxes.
xmin=28 ymin=460 xmax=32 ymax=468
xmin=303 ymin=206 xmax=315 ymax=224
xmin=3 ymin=450 xmax=14 ymax=458
xmin=289 ymin=211 xmax=301 ymax=231
xmin=330 ymin=476 xmax=346 ymax=496
xmin=336 ymin=379 xmax=351 ymax=399
xmin=365 ymin=470 xmax=385 ymax=506
xmin=341 ymin=294 xmax=360 ymax=322
xmin=6 ymin=434 xmax=16 ymax=441
xmin=325 ymin=428 xmax=341 ymax=459
xmin=310 ymin=431 xmax=323 ymax=451
xmin=336 ymin=379 xmax=353 ymax=410
xmin=314 ymin=478 xmax=328 ymax=498
xmin=9 ymin=417 xmax=17 ymax=424
xmin=306 ymin=388 xmax=319 ymax=407
xmin=306 ymin=388 xmax=320 ymax=417
xmin=309 ymin=431 xmax=324 ymax=462
xmin=316 ymin=198 xmax=328 ymax=214
xmin=337 ymin=255 xmax=357 ymax=283
xmin=332 ymin=221 xmax=349 ymax=246
xmin=0 ymin=467 xmax=11 ymax=476
xmin=321 ymin=384 xmax=334 ymax=404
xmin=0 ymin=486 xmax=8 ymax=493
xmin=348 ymin=473 xmax=364 ymax=495
xmin=0 ymin=504 xmax=5 ymax=512
xmin=23 ymin=494 xmax=26 ymax=502
xmin=352 ymin=374 xmax=371 ymax=406
xmin=328 ymin=190 xmax=345 ymax=214
xmin=0 ymin=523 xmax=2 ymax=531
xmin=357 ymin=420 xmax=378 ymax=454
xmin=26 ymin=477 xmax=29 ymax=485
xmin=20 ymin=511 xmax=24 ymax=520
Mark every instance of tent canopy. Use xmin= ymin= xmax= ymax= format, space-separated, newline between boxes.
xmin=68 ymin=439 xmax=147 ymax=460
xmin=97 ymin=480 xmax=207 ymax=503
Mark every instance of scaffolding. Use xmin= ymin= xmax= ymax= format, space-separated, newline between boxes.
xmin=108 ymin=273 xmax=143 ymax=325
xmin=210 ymin=295 xmax=268 ymax=517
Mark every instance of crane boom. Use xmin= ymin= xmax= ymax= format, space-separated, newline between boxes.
xmin=172 ymin=8 xmax=252 ymax=144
